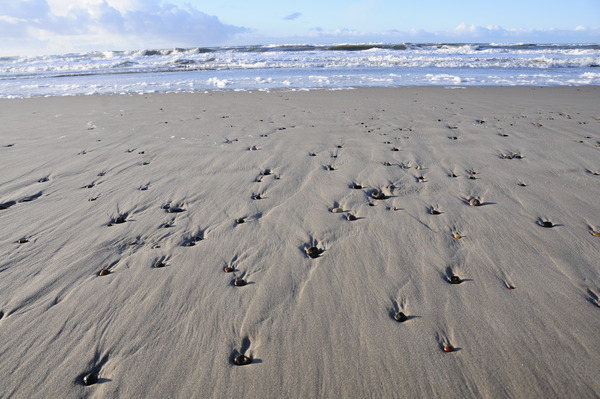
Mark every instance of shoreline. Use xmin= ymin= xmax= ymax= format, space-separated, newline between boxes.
xmin=1 ymin=84 xmax=600 ymax=100
xmin=1 ymin=86 xmax=599 ymax=398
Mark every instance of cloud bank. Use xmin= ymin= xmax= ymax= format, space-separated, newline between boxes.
xmin=0 ymin=0 xmax=248 ymax=55
xmin=1 ymin=0 xmax=598 ymax=57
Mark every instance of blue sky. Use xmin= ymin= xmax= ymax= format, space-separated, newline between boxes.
xmin=1 ymin=0 xmax=599 ymax=55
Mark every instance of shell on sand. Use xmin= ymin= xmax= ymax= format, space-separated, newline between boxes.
xmin=449 ymin=275 xmax=462 ymax=284
xmin=98 ymin=269 xmax=110 ymax=276
xmin=453 ymin=233 xmax=462 ymax=239
xmin=306 ymin=246 xmax=320 ymax=258
xmin=393 ymin=312 xmax=408 ymax=322
xmin=469 ymin=198 xmax=481 ymax=206
xmin=233 ymin=279 xmax=247 ymax=287
xmin=347 ymin=214 xmax=357 ymax=221
xmin=331 ymin=207 xmax=344 ymax=213
xmin=371 ymin=191 xmax=386 ymax=200
xmin=443 ymin=345 xmax=454 ymax=353
xmin=233 ymin=354 xmax=252 ymax=365
xmin=223 ymin=266 xmax=234 ymax=273
xmin=82 ymin=373 xmax=98 ymax=385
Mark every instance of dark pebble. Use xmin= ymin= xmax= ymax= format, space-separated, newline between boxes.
xmin=82 ymin=373 xmax=98 ymax=386
xmin=233 ymin=355 xmax=252 ymax=365
xmin=449 ymin=275 xmax=462 ymax=284
xmin=394 ymin=312 xmax=408 ymax=322
xmin=371 ymin=191 xmax=386 ymax=200
xmin=306 ymin=246 xmax=320 ymax=258
xmin=154 ymin=261 xmax=166 ymax=268
xmin=236 ymin=218 xmax=245 ymax=224
xmin=352 ymin=183 xmax=362 ymax=189
xmin=223 ymin=266 xmax=234 ymax=273
xmin=234 ymin=279 xmax=247 ymax=287
xmin=98 ymin=269 xmax=110 ymax=276
xmin=541 ymin=221 xmax=554 ymax=228
xmin=167 ymin=206 xmax=185 ymax=213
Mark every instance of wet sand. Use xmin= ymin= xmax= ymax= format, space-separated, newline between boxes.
xmin=1 ymin=87 xmax=599 ymax=398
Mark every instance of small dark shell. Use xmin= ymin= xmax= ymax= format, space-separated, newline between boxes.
xmin=17 ymin=238 xmax=29 ymax=244
xmin=153 ymin=261 xmax=166 ymax=268
xmin=394 ymin=312 xmax=408 ymax=322
xmin=235 ymin=218 xmax=245 ymax=224
xmin=371 ymin=191 xmax=386 ymax=200
xmin=306 ymin=246 xmax=320 ymax=258
xmin=223 ymin=266 xmax=234 ymax=273
xmin=469 ymin=198 xmax=481 ymax=206
xmin=233 ymin=354 xmax=252 ymax=365
xmin=98 ymin=269 xmax=110 ymax=276
xmin=541 ymin=221 xmax=553 ymax=228
xmin=234 ymin=279 xmax=247 ymax=287
xmin=449 ymin=275 xmax=462 ymax=284
xmin=430 ymin=209 xmax=441 ymax=215
xmin=167 ymin=206 xmax=185 ymax=213
xmin=443 ymin=345 xmax=454 ymax=353
xmin=347 ymin=214 xmax=357 ymax=221
xmin=352 ymin=183 xmax=362 ymax=189
xmin=82 ymin=373 xmax=98 ymax=386
xmin=113 ymin=216 xmax=126 ymax=224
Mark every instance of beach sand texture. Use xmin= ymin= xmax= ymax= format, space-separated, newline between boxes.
xmin=1 ymin=87 xmax=599 ymax=398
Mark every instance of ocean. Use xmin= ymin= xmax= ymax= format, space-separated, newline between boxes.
xmin=1 ymin=43 xmax=599 ymax=97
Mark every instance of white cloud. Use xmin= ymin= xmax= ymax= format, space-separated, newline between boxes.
xmin=0 ymin=0 xmax=248 ymax=55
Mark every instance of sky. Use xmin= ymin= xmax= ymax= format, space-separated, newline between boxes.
xmin=1 ymin=0 xmax=599 ymax=56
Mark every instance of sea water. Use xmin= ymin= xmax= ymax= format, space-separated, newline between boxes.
xmin=1 ymin=43 xmax=599 ymax=97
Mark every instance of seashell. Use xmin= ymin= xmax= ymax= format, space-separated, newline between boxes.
xmin=393 ymin=312 xmax=408 ymax=322
xmin=167 ymin=206 xmax=185 ymax=213
xmin=591 ymin=232 xmax=600 ymax=237
xmin=223 ymin=266 xmax=234 ymax=273
xmin=153 ymin=261 xmax=166 ymax=268
xmin=233 ymin=279 xmax=247 ymax=287
xmin=469 ymin=198 xmax=481 ymax=206
xmin=541 ymin=221 xmax=553 ymax=228
xmin=347 ymin=214 xmax=357 ymax=221
xmin=82 ymin=373 xmax=98 ymax=386
xmin=449 ymin=275 xmax=461 ymax=284
xmin=507 ymin=285 xmax=515 ymax=290
xmin=306 ymin=246 xmax=320 ymax=258
xmin=371 ymin=191 xmax=386 ymax=200
xmin=351 ymin=183 xmax=362 ymax=189
xmin=98 ymin=269 xmax=110 ymax=276
xmin=17 ymin=238 xmax=28 ymax=244
xmin=235 ymin=218 xmax=245 ymax=224
xmin=233 ymin=354 xmax=252 ymax=365
xmin=430 ymin=209 xmax=441 ymax=215
xmin=331 ymin=207 xmax=344 ymax=213
xmin=453 ymin=233 xmax=462 ymax=239
xmin=443 ymin=345 xmax=454 ymax=353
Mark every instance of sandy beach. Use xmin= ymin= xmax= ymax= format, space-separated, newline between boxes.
xmin=1 ymin=87 xmax=599 ymax=398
